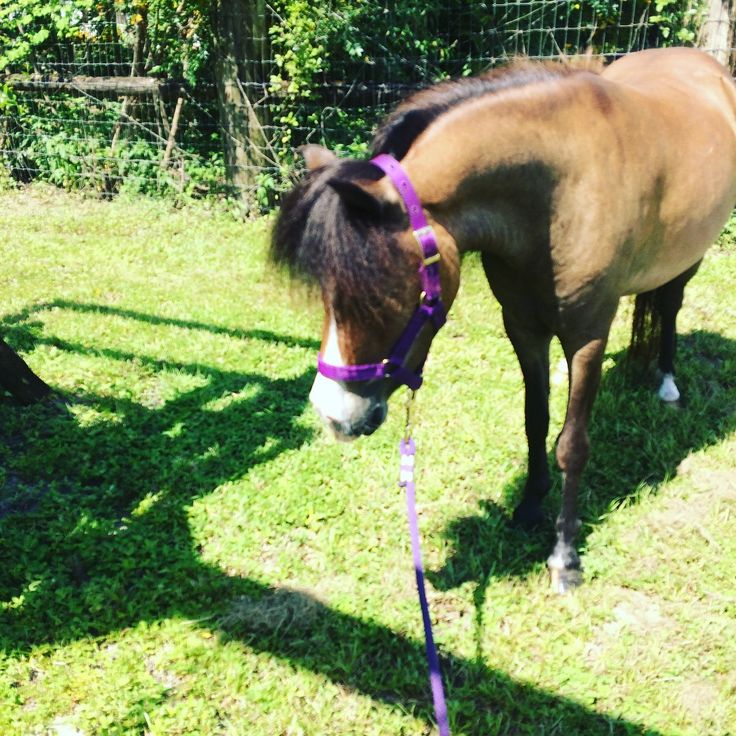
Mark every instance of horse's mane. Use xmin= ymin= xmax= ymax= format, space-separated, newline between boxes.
xmin=371 ymin=60 xmax=594 ymax=159
xmin=271 ymin=60 xmax=596 ymax=322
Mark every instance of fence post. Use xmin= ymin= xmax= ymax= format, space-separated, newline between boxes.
xmin=161 ymin=96 xmax=185 ymax=168
xmin=211 ymin=0 xmax=271 ymax=208
xmin=699 ymin=0 xmax=735 ymax=67
xmin=107 ymin=9 xmax=148 ymax=193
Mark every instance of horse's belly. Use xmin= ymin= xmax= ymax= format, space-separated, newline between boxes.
xmin=622 ymin=203 xmax=733 ymax=295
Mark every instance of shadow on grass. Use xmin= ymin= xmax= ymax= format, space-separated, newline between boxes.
xmin=0 ymin=301 xmax=678 ymax=735
xmin=430 ymin=330 xmax=736 ymax=654
xmin=0 ymin=298 xmax=322 ymax=353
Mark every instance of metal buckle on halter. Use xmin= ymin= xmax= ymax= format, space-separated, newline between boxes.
xmin=413 ymin=225 xmax=434 ymax=243
xmin=413 ymin=225 xmax=439 ymax=253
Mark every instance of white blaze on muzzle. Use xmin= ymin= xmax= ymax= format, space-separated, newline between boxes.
xmin=309 ymin=312 xmax=373 ymax=433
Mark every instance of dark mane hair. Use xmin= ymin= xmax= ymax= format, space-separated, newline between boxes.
xmin=270 ymin=60 xmax=593 ymax=322
xmin=271 ymin=158 xmax=416 ymax=327
xmin=371 ymin=60 xmax=589 ymax=159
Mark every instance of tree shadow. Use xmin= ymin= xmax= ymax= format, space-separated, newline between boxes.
xmin=0 ymin=302 xmax=671 ymax=734
xmin=430 ymin=330 xmax=736 ymax=654
xmin=0 ymin=298 xmax=322 ymax=353
xmin=1 ymin=301 xmax=317 ymax=634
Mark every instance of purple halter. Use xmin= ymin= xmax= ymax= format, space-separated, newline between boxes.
xmin=316 ymin=153 xmax=447 ymax=390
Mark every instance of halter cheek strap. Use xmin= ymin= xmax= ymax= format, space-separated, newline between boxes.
xmin=316 ymin=153 xmax=447 ymax=389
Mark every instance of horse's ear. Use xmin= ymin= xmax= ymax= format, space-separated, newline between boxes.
xmin=328 ymin=178 xmax=385 ymax=218
xmin=300 ymin=144 xmax=337 ymax=171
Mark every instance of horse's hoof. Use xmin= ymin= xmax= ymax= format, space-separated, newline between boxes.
xmin=658 ymin=373 xmax=680 ymax=403
xmin=511 ymin=501 xmax=546 ymax=530
xmin=549 ymin=566 xmax=584 ymax=594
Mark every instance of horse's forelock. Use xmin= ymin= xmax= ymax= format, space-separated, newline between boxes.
xmin=271 ymin=159 xmax=416 ymax=329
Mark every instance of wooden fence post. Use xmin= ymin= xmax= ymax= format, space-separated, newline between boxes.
xmin=699 ymin=0 xmax=735 ymax=67
xmin=161 ymin=96 xmax=185 ymax=168
xmin=211 ymin=0 xmax=271 ymax=208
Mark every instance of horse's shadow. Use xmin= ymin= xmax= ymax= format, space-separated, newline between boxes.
xmin=2 ymin=303 xmax=720 ymax=734
xmin=429 ymin=329 xmax=736 ymax=636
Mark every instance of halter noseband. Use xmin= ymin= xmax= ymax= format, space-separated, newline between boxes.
xmin=316 ymin=153 xmax=447 ymax=390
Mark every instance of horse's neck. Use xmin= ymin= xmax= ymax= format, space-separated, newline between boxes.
xmin=401 ymin=83 xmax=592 ymax=259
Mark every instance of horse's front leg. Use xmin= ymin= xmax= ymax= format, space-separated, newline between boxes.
xmin=502 ymin=314 xmax=553 ymax=528
xmin=549 ymin=333 xmax=609 ymax=593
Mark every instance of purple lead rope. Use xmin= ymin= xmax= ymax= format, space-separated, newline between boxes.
xmin=400 ymin=438 xmax=451 ymax=736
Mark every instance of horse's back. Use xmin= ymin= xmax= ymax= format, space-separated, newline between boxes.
xmin=604 ymin=47 xmax=730 ymax=86
xmin=599 ymin=48 xmax=736 ymax=294
xmin=604 ymin=48 xmax=736 ymax=132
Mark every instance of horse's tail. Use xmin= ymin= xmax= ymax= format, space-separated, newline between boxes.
xmin=628 ymin=290 xmax=661 ymax=364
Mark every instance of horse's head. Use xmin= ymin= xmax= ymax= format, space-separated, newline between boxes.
xmin=272 ymin=145 xmax=459 ymax=441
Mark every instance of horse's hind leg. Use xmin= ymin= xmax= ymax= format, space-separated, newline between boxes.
xmin=655 ymin=260 xmax=701 ymax=402
xmin=502 ymin=313 xmax=553 ymax=528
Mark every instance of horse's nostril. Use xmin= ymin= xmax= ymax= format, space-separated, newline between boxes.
xmin=369 ymin=403 xmax=386 ymax=427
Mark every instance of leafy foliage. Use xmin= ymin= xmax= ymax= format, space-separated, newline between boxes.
xmin=266 ymin=0 xmax=706 ymax=160
xmin=0 ymin=2 xmax=230 ymax=198
xmin=0 ymin=1 xmax=709 ymax=201
xmin=0 ymin=1 xmax=209 ymax=78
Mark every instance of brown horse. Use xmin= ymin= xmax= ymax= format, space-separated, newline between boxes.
xmin=271 ymin=47 xmax=736 ymax=592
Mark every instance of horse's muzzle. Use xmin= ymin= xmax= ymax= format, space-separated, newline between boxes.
xmin=322 ymin=400 xmax=388 ymax=441
xmin=309 ymin=373 xmax=388 ymax=441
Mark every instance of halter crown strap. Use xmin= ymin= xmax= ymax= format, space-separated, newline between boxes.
xmin=371 ymin=154 xmax=427 ymax=230
xmin=371 ymin=154 xmax=442 ymax=303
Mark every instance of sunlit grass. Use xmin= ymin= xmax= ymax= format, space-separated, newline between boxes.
xmin=1 ymin=185 xmax=735 ymax=735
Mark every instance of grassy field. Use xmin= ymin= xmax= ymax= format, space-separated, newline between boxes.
xmin=1 ymin=186 xmax=735 ymax=736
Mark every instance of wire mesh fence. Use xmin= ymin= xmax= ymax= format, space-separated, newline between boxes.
xmin=0 ymin=1 xmax=733 ymax=208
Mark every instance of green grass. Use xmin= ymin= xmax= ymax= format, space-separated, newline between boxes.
xmin=1 ymin=185 xmax=735 ymax=736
